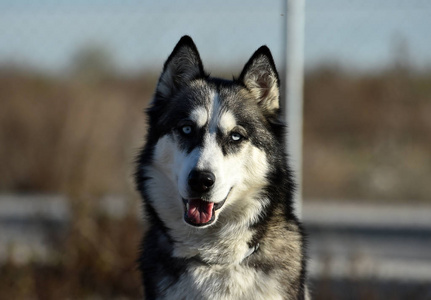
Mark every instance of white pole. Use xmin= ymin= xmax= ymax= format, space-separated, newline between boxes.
xmin=286 ymin=0 xmax=305 ymax=218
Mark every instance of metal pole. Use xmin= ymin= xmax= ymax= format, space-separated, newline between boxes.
xmin=286 ymin=0 xmax=305 ymax=218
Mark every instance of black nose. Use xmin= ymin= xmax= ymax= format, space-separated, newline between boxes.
xmin=188 ymin=170 xmax=215 ymax=193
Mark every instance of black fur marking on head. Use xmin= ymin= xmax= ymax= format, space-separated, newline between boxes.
xmin=163 ymin=35 xmax=204 ymax=75
xmin=156 ymin=35 xmax=208 ymax=100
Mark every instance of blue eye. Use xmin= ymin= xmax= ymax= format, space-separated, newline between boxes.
xmin=182 ymin=125 xmax=192 ymax=135
xmin=231 ymin=132 xmax=242 ymax=142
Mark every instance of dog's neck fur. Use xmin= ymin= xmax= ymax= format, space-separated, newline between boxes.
xmin=169 ymin=222 xmax=260 ymax=265
xmin=188 ymin=243 xmax=260 ymax=266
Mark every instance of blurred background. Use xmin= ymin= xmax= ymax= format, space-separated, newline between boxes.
xmin=1 ymin=0 xmax=430 ymax=299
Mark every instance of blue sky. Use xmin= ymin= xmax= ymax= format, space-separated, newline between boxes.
xmin=1 ymin=0 xmax=430 ymax=74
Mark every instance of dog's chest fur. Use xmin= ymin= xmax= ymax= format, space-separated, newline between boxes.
xmin=143 ymin=212 xmax=304 ymax=300
xmin=160 ymin=262 xmax=284 ymax=300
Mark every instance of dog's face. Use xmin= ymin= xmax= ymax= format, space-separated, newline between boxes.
xmin=143 ymin=36 xmax=281 ymax=230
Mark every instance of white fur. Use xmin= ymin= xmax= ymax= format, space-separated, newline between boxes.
xmin=190 ymin=106 xmax=208 ymax=128
xmin=218 ymin=110 xmax=237 ymax=134
xmin=159 ymin=264 xmax=284 ymax=300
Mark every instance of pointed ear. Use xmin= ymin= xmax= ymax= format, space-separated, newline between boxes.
xmin=239 ymin=46 xmax=280 ymax=116
xmin=156 ymin=36 xmax=205 ymax=98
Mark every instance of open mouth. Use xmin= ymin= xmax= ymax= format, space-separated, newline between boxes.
xmin=182 ymin=195 xmax=228 ymax=227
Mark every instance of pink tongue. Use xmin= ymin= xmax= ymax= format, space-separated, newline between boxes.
xmin=187 ymin=199 xmax=214 ymax=224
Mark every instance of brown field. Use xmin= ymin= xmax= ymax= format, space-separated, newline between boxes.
xmin=0 ymin=66 xmax=430 ymax=298
xmin=304 ymin=67 xmax=431 ymax=201
xmin=1 ymin=67 xmax=430 ymax=201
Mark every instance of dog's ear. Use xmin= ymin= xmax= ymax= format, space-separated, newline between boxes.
xmin=156 ymin=36 xmax=205 ymax=98
xmin=239 ymin=46 xmax=280 ymax=116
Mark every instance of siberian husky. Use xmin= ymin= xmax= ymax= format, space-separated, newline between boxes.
xmin=135 ymin=36 xmax=308 ymax=300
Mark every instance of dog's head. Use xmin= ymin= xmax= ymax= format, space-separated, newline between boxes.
xmin=140 ymin=36 xmax=283 ymax=230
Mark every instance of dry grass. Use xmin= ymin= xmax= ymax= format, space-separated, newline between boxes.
xmin=1 ymin=67 xmax=430 ymax=200
xmin=0 ymin=69 xmax=155 ymax=195
xmin=0 ymin=198 xmax=144 ymax=299
xmin=303 ymin=68 xmax=431 ymax=201
xmin=0 ymin=69 xmax=150 ymax=298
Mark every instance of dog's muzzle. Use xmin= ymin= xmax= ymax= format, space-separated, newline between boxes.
xmin=182 ymin=170 xmax=229 ymax=227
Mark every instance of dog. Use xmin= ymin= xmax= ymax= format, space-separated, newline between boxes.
xmin=135 ymin=36 xmax=308 ymax=300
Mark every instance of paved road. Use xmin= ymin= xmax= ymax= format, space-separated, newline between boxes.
xmin=1 ymin=195 xmax=431 ymax=284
